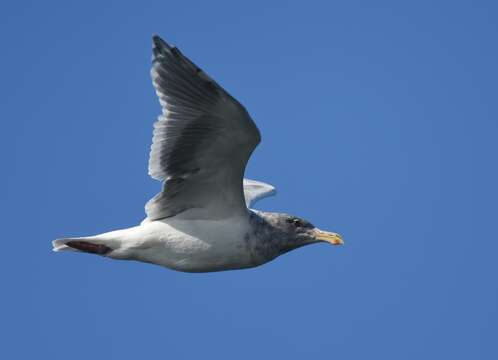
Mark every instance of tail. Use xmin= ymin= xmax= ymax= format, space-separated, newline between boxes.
xmin=52 ymin=238 xmax=82 ymax=252
xmin=52 ymin=237 xmax=113 ymax=255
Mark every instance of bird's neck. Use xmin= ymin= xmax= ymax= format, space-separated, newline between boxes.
xmin=247 ymin=211 xmax=312 ymax=258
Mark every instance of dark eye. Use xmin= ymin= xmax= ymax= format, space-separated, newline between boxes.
xmin=293 ymin=219 xmax=304 ymax=227
xmin=287 ymin=218 xmax=303 ymax=227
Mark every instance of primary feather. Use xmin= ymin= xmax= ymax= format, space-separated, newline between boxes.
xmin=146 ymin=36 xmax=261 ymax=221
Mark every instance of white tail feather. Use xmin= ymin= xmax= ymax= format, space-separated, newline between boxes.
xmin=52 ymin=238 xmax=93 ymax=252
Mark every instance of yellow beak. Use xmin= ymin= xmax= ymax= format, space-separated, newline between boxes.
xmin=313 ymin=229 xmax=344 ymax=245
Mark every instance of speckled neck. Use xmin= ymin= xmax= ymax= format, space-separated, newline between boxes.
xmin=244 ymin=210 xmax=313 ymax=265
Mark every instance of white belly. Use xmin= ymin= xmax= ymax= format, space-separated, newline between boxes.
xmin=123 ymin=215 xmax=256 ymax=272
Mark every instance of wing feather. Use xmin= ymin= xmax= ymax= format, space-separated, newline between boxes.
xmin=145 ymin=36 xmax=261 ymax=220
xmin=243 ymin=179 xmax=277 ymax=208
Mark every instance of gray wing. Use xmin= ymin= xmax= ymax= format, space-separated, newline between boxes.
xmin=243 ymin=179 xmax=276 ymax=208
xmin=145 ymin=35 xmax=261 ymax=220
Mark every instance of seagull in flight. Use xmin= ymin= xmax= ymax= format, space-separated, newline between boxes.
xmin=52 ymin=35 xmax=343 ymax=272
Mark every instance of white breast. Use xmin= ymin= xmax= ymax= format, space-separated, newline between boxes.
xmin=126 ymin=214 xmax=254 ymax=272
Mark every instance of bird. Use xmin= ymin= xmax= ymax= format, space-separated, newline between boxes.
xmin=52 ymin=35 xmax=344 ymax=273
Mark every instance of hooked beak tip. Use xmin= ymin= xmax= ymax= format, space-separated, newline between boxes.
xmin=314 ymin=230 xmax=344 ymax=245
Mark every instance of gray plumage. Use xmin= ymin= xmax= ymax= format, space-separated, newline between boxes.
xmin=52 ymin=35 xmax=343 ymax=273
xmin=146 ymin=36 xmax=260 ymax=221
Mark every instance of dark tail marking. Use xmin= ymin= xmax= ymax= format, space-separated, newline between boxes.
xmin=66 ymin=241 xmax=112 ymax=255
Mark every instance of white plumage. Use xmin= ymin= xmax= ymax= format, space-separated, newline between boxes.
xmin=52 ymin=36 xmax=343 ymax=273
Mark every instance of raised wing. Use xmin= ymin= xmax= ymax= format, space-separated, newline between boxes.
xmin=145 ymin=36 xmax=261 ymax=220
xmin=243 ymin=179 xmax=276 ymax=208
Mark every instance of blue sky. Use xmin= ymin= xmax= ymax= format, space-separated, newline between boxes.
xmin=1 ymin=1 xmax=497 ymax=359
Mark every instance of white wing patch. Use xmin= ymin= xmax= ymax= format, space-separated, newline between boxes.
xmin=243 ymin=179 xmax=276 ymax=208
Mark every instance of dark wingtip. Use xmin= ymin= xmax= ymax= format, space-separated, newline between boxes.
xmin=152 ymin=34 xmax=172 ymax=50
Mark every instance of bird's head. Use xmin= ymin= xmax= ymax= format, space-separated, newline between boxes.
xmin=255 ymin=212 xmax=343 ymax=254
xmin=280 ymin=214 xmax=343 ymax=249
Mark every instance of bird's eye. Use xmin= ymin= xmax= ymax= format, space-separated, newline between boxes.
xmin=286 ymin=218 xmax=303 ymax=227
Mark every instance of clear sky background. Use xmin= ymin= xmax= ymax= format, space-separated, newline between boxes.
xmin=1 ymin=1 xmax=497 ymax=359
